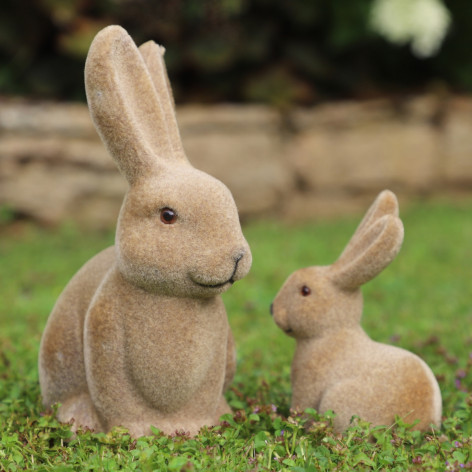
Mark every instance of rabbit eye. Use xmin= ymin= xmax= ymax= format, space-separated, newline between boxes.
xmin=301 ymin=285 xmax=311 ymax=296
xmin=160 ymin=208 xmax=177 ymax=224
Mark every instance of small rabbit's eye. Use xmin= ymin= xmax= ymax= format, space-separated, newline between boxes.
xmin=160 ymin=208 xmax=177 ymax=224
xmin=301 ymin=285 xmax=311 ymax=296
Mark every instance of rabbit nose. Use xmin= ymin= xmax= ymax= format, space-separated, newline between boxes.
xmin=270 ymin=303 xmax=273 ymax=316
xmin=229 ymin=253 xmax=244 ymax=283
xmin=234 ymin=247 xmax=250 ymax=264
xmin=233 ymin=252 xmax=243 ymax=270
xmin=230 ymin=248 xmax=252 ymax=282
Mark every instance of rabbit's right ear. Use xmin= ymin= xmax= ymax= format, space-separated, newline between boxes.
xmin=331 ymin=191 xmax=404 ymax=290
xmin=85 ymin=26 xmax=188 ymax=184
xmin=139 ymin=41 xmax=186 ymax=162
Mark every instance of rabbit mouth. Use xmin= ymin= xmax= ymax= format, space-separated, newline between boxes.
xmin=193 ymin=278 xmax=235 ymax=289
xmin=190 ymin=255 xmax=242 ymax=289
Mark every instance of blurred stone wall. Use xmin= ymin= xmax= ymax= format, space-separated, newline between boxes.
xmin=1 ymin=95 xmax=471 ymax=228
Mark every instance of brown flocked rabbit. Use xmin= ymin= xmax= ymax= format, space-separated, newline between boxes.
xmin=271 ymin=190 xmax=442 ymax=432
xmin=39 ymin=25 xmax=252 ymax=438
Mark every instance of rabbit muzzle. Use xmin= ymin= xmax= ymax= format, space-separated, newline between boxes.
xmin=189 ymin=251 xmax=249 ymax=290
xmin=271 ymin=303 xmax=293 ymax=334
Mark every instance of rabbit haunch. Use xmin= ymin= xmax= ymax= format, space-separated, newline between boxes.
xmin=271 ymin=190 xmax=442 ymax=432
xmin=38 ymin=25 xmax=251 ymax=438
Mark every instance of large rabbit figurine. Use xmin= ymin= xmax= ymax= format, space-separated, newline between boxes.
xmin=271 ymin=190 xmax=441 ymax=432
xmin=39 ymin=25 xmax=252 ymax=437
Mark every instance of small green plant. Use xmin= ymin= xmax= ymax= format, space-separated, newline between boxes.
xmin=1 ymin=198 xmax=472 ymax=470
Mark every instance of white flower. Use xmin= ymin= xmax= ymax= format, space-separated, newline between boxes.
xmin=370 ymin=0 xmax=451 ymax=58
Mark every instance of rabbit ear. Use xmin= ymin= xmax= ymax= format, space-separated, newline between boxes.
xmin=139 ymin=41 xmax=186 ymax=161
xmin=84 ymin=25 xmax=187 ymax=184
xmin=331 ymin=192 xmax=404 ymax=289
xmin=339 ymin=190 xmax=398 ymax=259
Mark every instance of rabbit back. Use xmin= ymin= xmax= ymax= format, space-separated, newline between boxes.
xmin=291 ymin=334 xmax=442 ymax=431
xmin=39 ymin=247 xmax=115 ymax=409
xmin=320 ymin=344 xmax=441 ymax=431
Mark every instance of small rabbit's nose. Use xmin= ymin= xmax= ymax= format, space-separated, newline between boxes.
xmin=269 ymin=303 xmax=274 ymax=316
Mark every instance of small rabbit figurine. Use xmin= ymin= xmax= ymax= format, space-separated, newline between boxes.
xmin=39 ymin=25 xmax=252 ymax=438
xmin=271 ymin=190 xmax=441 ymax=432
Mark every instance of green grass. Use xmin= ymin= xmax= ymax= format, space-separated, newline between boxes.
xmin=1 ymin=198 xmax=471 ymax=470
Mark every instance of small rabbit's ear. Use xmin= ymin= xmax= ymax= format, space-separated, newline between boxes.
xmin=345 ymin=190 xmax=399 ymax=250
xmin=139 ymin=41 xmax=186 ymax=162
xmin=337 ymin=190 xmax=399 ymax=265
xmin=85 ymin=26 xmax=187 ymax=184
xmin=331 ymin=191 xmax=404 ymax=289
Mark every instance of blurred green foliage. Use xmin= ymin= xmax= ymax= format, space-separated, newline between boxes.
xmin=1 ymin=0 xmax=472 ymax=105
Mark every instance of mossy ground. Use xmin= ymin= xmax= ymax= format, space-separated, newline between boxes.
xmin=1 ymin=198 xmax=471 ymax=470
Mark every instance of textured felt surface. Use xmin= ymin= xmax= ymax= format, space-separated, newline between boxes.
xmin=271 ymin=190 xmax=442 ymax=432
xmin=39 ymin=25 xmax=251 ymax=437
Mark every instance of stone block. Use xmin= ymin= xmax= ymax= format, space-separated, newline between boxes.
xmin=0 ymin=161 xmax=125 ymax=227
xmin=179 ymin=105 xmax=295 ymax=217
xmin=289 ymin=120 xmax=439 ymax=192
xmin=442 ymin=99 xmax=472 ymax=185
xmin=0 ymin=99 xmax=96 ymax=138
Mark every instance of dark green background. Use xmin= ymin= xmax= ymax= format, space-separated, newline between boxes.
xmin=1 ymin=0 xmax=470 ymax=106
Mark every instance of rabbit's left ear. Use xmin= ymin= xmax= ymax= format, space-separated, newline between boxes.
xmin=85 ymin=26 xmax=188 ymax=185
xmin=331 ymin=214 xmax=404 ymax=290
xmin=340 ymin=190 xmax=399 ymax=261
